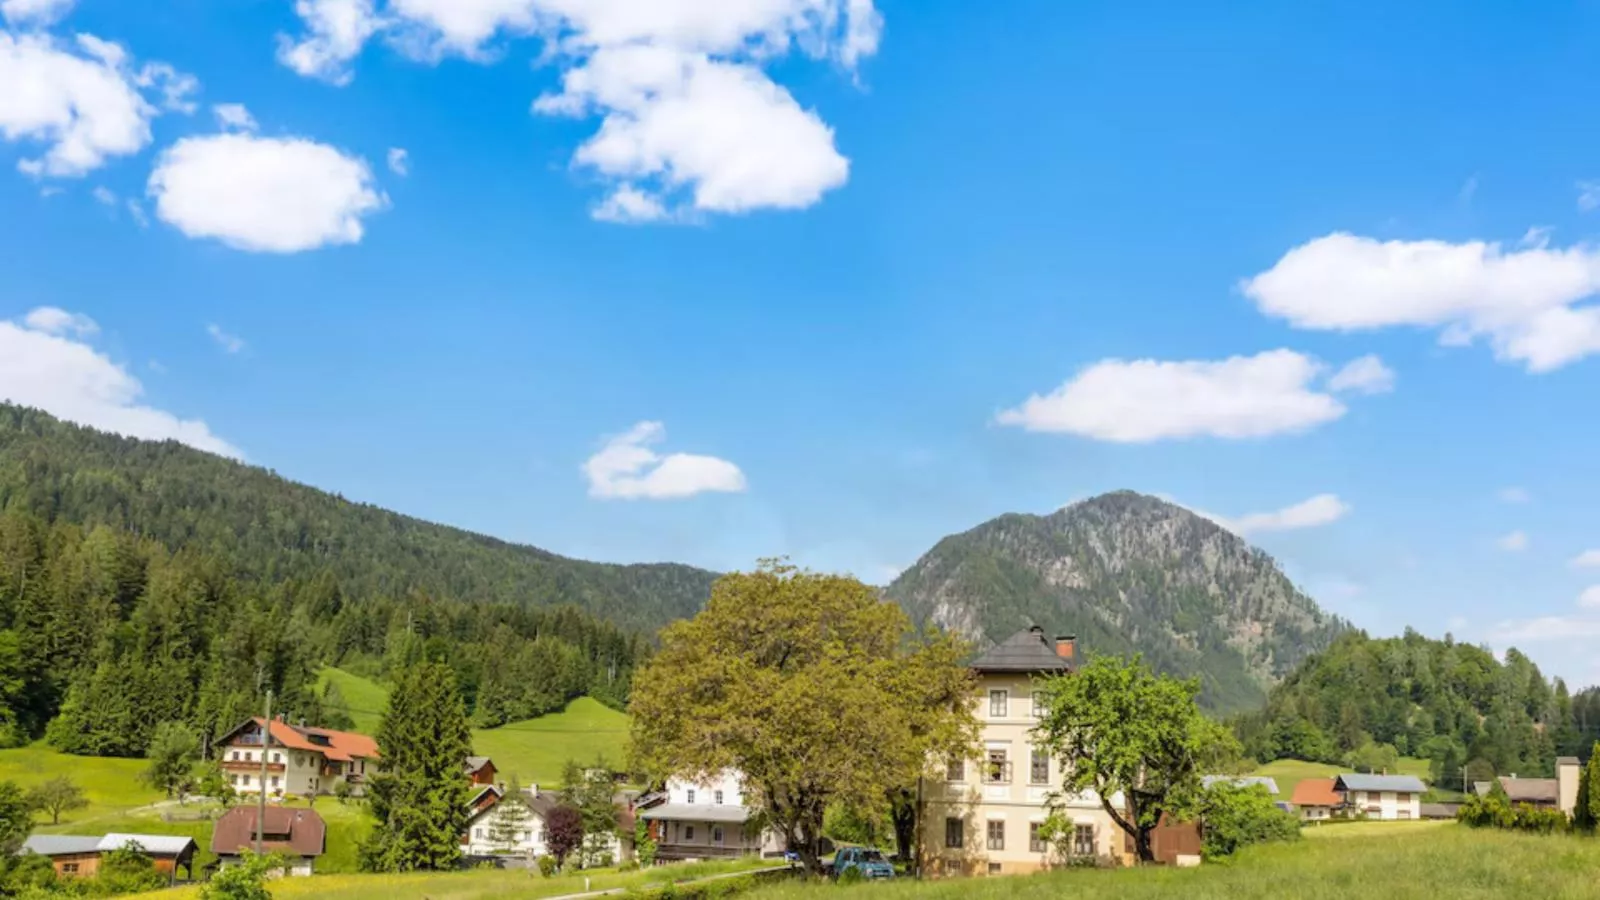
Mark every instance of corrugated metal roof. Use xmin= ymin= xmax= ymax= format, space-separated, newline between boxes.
xmin=1334 ymin=773 xmax=1427 ymax=793
xmin=1202 ymin=776 xmax=1280 ymax=794
xmin=970 ymin=627 xmax=1073 ymax=674
xmin=22 ymin=836 xmax=100 ymax=856
xmin=99 ymin=834 xmax=198 ymax=855
xmin=638 ymin=803 xmax=752 ymax=824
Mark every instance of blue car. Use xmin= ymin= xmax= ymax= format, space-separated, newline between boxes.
xmin=831 ymin=847 xmax=895 ymax=880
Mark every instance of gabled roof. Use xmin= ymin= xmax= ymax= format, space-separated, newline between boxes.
xmin=639 ymin=803 xmax=752 ymax=824
xmin=1290 ymin=777 xmax=1341 ymax=807
xmin=217 ymin=718 xmax=380 ymax=762
xmin=22 ymin=836 xmax=100 ymax=856
xmin=25 ymin=834 xmax=198 ymax=857
xmin=1496 ymin=776 xmax=1560 ymax=804
xmin=466 ymin=788 xmax=560 ymax=828
xmin=1202 ymin=776 xmax=1279 ymax=794
xmin=1334 ymin=773 xmax=1427 ymax=794
xmin=970 ymin=626 xmax=1073 ymax=674
xmin=465 ymin=756 xmax=493 ymax=774
xmin=210 ymin=807 xmax=327 ymax=858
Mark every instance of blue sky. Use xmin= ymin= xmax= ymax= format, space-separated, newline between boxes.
xmin=4 ymin=0 xmax=1600 ymax=686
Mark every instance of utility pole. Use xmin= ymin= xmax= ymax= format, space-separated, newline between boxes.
xmin=257 ymin=690 xmax=272 ymax=855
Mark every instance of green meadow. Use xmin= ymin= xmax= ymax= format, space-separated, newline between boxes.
xmin=1247 ymin=756 xmax=1433 ymax=801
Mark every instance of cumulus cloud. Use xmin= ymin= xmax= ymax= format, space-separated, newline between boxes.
xmin=1497 ymin=531 xmax=1529 ymax=552
xmin=1327 ymin=354 xmax=1395 ymax=394
xmin=386 ymin=146 xmax=407 ymax=175
xmin=278 ymin=0 xmax=878 ymax=219
xmin=1229 ymin=494 xmax=1351 ymax=535
xmin=213 ymin=103 xmax=258 ymax=132
xmin=996 ymin=349 xmax=1362 ymax=442
xmin=1242 ymin=232 xmax=1600 ymax=372
xmin=1493 ymin=613 xmax=1600 ymax=642
xmin=1579 ymin=586 xmax=1600 ymax=610
xmin=1 ymin=0 xmax=74 ymax=27
xmin=1572 ymin=549 xmax=1600 ymax=568
xmin=1497 ymin=487 xmax=1531 ymax=504
xmin=0 ymin=32 xmax=193 ymax=178
xmin=148 ymin=133 xmax=386 ymax=253
xmin=0 ymin=308 xmax=239 ymax=458
xmin=583 ymin=421 xmax=746 ymax=500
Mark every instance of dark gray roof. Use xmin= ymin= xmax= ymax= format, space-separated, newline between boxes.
xmin=464 ymin=756 xmax=493 ymax=773
xmin=971 ymin=627 xmax=1073 ymax=674
xmin=1419 ymin=803 xmax=1460 ymax=819
xmin=1203 ymin=775 xmax=1280 ymax=794
xmin=1335 ymin=773 xmax=1427 ymax=793
xmin=1557 ymin=757 xmax=1580 ymax=765
xmin=22 ymin=836 xmax=100 ymax=856
xmin=639 ymin=803 xmax=752 ymax=824
xmin=1496 ymin=776 xmax=1560 ymax=803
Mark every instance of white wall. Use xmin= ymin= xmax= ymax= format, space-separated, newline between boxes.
xmin=665 ymin=771 xmax=746 ymax=807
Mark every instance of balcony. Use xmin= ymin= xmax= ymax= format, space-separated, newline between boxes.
xmin=983 ymin=762 xmax=1013 ymax=786
xmin=221 ymin=760 xmax=285 ymax=773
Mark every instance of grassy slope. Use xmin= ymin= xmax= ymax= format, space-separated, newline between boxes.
xmin=0 ymin=744 xmax=160 ymax=823
xmin=129 ymin=856 xmax=774 ymax=900
xmin=320 ymin=668 xmax=632 ymax=786
xmin=751 ymin=825 xmax=1600 ymax=900
xmin=1249 ymin=757 xmax=1432 ymax=801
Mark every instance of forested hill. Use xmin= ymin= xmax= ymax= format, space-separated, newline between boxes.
xmin=1233 ymin=630 xmax=1600 ymax=786
xmin=885 ymin=491 xmax=1347 ymax=714
xmin=0 ymin=405 xmax=717 ymax=632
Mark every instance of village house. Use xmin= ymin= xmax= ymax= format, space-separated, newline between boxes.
xmin=1333 ymin=773 xmax=1426 ymax=820
xmin=465 ymin=756 xmax=497 ymax=786
xmin=214 ymin=716 xmax=380 ymax=798
xmin=1202 ymin=776 xmax=1279 ymax=795
xmin=462 ymin=783 xmax=636 ymax=864
xmin=210 ymin=806 xmax=327 ymax=876
xmin=1471 ymin=757 xmax=1582 ymax=816
xmin=21 ymin=834 xmax=198 ymax=883
xmin=1290 ymin=777 xmax=1340 ymax=822
xmin=919 ymin=626 xmax=1128 ymax=876
xmin=637 ymin=771 xmax=783 ymax=862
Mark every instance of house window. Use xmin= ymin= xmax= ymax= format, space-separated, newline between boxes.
xmin=712 ymin=826 xmax=724 ymax=845
xmin=1072 ymin=824 xmax=1095 ymax=857
xmin=986 ymin=820 xmax=1005 ymax=851
xmin=272 ymin=753 xmax=281 ymax=764
xmin=944 ymin=818 xmax=963 ymax=849
xmin=989 ymin=690 xmax=1008 ymax=718
xmin=686 ymin=790 xmax=696 ymax=804
xmin=1030 ymin=749 xmax=1049 ymax=785
xmin=1397 ymin=810 xmax=1412 ymax=820
xmin=946 ymin=757 xmax=964 ymax=782
xmin=714 ymin=790 xmax=724 ymax=805
xmin=986 ymin=749 xmax=1010 ymax=784
xmin=987 ymin=863 xmax=1001 ymax=875
xmin=231 ymin=751 xmax=240 ymax=761
xmin=62 ymin=863 xmax=79 ymax=875
xmin=685 ymin=826 xmax=695 ymax=841
xmin=475 ymin=828 xmax=484 ymax=839
xmin=271 ymin=776 xmax=280 ymax=788
xmin=1028 ymin=823 xmax=1047 ymax=854
xmin=229 ymin=775 xmax=238 ymax=786
xmin=1030 ymin=692 xmax=1044 ymax=718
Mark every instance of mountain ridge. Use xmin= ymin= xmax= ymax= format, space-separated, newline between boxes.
xmin=885 ymin=490 xmax=1348 ymax=713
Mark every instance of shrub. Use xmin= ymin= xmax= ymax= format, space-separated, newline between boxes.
xmin=202 ymin=852 xmax=282 ymax=900
xmin=1200 ymin=783 xmax=1300 ymax=859
xmin=537 ymin=854 xmax=558 ymax=878
xmin=94 ymin=841 xmax=169 ymax=896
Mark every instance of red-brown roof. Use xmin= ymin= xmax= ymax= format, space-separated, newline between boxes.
xmin=1290 ymin=777 xmax=1341 ymax=807
xmin=210 ymin=806 xmax=327 ymax=858
xmin=222 ymin=718 xmax=380 ymax=762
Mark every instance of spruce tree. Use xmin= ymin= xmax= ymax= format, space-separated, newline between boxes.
xmin=1576 ymin=743 xmax=1600 ymax=832
xmin=359 ymin=661 xmax=471 ymax=872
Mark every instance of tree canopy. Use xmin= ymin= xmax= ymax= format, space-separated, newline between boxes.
xmin=628 ymin=561 xmax=976 ymax=875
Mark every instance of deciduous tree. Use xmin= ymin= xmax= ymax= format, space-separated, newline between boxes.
xmin=1034 ymin=654 xmax=1235 ymax=863
xmin=542 ymin=804 xmax=583 ymax=868
xmin=141 ymin=721 xmax=200 ymax=798
xmin=24 ymin=776 xmax=86 ymax=825
xmin=628 ymin=561 xmax=977 ymax=875
xmin=359 ymin=661 xmax=471 ymax=872
xmin=487 ymin=779 xmax=533 ymax=854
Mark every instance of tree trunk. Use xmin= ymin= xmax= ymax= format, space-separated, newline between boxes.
xmin=1134 ymin=824 xmax=1155 ymax=863
xmin=889 ymin=788 xmax=917 ymax=863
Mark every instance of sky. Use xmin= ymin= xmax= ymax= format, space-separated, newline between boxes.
xmin=4 ymin=0 xmax=1600 ymax=687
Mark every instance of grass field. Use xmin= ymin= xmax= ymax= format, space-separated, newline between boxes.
xmin=129 ymin=855 xmax=776 ymax=900
xmin=1248 ymin=756 xmax=1432 ymax=801
xmin=320 ymin=668 xmax=632 ymax=786
xmin=0 ymin=743 xmax=161 ymax=825
xmin=748 ymin=824 xmax=1600 ymax=900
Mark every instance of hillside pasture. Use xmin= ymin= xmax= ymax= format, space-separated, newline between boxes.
xmin=1248 ymin=756 xmax=1433 ymax=801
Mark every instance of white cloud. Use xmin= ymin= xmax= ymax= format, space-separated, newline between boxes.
xmin=125 ymin=197 xmax=148 ymax=227
xmin=386 ymin=146 xmax=407 ymax=175
xmin=90 ymin=184 xmax=115 ymax=205
xmin=1242 ymin=232 xmax=1600 ymax=372
xmin=0 ymin=308 xmax=239 ymax=458
xmin=1 ymin=0 xmax=74 ymax=27
xmin=1572 ymin=549 xmax=1600 ymax=568
xmin=279 ymin=0 xmax=876 ymax=219
xmin=1496 ymin=487 xmax=1531 ymax=504
xmin=1327 ymin=354 xmax=1395 ymax=394
xmin=995 ymin=349 xmax=1351 ymax=442
xmin=133 ymin=61 xmax=198 ymax=114
xmin=1230 ymin=494 xmax=1351 ymax=535
xmin=583 ymin=421 xmax=746 ymax=500
xmin=1493 ymin=613 xmax=1600 ymax=642
xmin=1579 ymin=586 xmax=1600 ymax=610
xmin=206 ymin=324 xmax=244 ymax=354
xmin=1497 ymin=530 xmax=1529 ymax=552
xmin=0 ymin=32 xmax=193 ymax=178
xmin=213 ymin=103 xmax=258 ymax=132
xmin=148 ymin=133 xmax=386 ymax=253
xmin=23 ymin=306 xmax=96 ymax=336
xmin=1580 ymin=180 xmax=1600 ymax=213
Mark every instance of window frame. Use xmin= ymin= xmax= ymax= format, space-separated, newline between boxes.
xmin=1072 ymin=824 xmax=1095 ymax=857
xmin=943 ymin=817 xmax=963 ymax=850
xmin=1029 ymin=749 xmax=1049 ymax=785
xmin=988 ymin=689 xmax=1008 ymax=718
xmin=946 ymin=757 xmax=965 ymax=782
xmin=1028 ymin=822 xmax=1047 ymax=854
xmin=985 ymin=820 xmax=1005 ymax=851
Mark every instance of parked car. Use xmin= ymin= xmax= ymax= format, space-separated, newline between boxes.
xmin=831 ymin=847 xmax=895 ymax=880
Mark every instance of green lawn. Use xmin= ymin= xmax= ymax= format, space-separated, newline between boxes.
xmin=749 ymin=825 xmax=1600 ymax=900
xmin=320 ymin=668 xmax=632 ymax=786
xmin=0 ymin=743 xmax=162 ymax=826
xmin=1248 ymin=756 xmax=1433 ymax=801
xmin=128 ymin=855 xmax=776 ymax=899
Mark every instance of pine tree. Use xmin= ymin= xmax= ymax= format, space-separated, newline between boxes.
xmin=359 ymin=661 xmax=471 ymax=872
xmin=1576 ymin=742 xmax=1600 ymax=832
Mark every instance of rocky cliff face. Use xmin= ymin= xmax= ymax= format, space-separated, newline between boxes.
xmin=885 ymin=491 xmax=1347 ymax=713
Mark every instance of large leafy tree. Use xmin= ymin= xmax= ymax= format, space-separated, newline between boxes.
xmin=562 ymin=760 xmax=619 ymax=866
xmin=542 ymin=805 xmax=583 ymax=868
xmin=628 ymin=561 xmax=976 ymax=875
xmin=142 ymin=721 xmax=201 ymax=798
xmin=360 ymin=661 xmax=472 ymax=872
xmin=1034 ymin=654 xmax=1234 ymax=863
xmin=24 ymin=776 xmax=87 ymax=825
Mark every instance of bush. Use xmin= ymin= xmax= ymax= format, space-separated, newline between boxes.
xmin=202 ymin=852 xmax=279 ymax=900
xmin=1200 ymin=783 xmax=1300 ymax=859
xmin=537 ymin=855 xmax=558 ymax=878
xmin=1459 ymin=793 xmax=1567 ymax=834
xmin=94 ymin=842 xmax=169 ymax=896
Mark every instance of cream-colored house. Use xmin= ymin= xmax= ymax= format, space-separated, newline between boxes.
xmin=919 ymin=626 xmax=1124 ymax=876
xmin=1332 ymin=774 xmax=1425 ymax=820
xmin=215 ymin=717 xmax=379 ymax=798
xmin=638 ymin=771 xmax=784 ymax=862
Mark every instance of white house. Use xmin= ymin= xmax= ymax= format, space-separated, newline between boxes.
xmin=213 ymin=717 xmax=378 ymax=798
xmin=1333 ymin=774 xmax=1426 ymax=820
xmin=637 ymin=771 xmax=783 ymax=862
xmin=461 ymin=784 xmax=633 ymax=866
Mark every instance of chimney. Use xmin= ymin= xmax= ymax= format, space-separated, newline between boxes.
xmin=1054 ymin=635 xmax=1077 ymax=660
xmin=1557 ymin=757 xmax=1580 ymax=817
